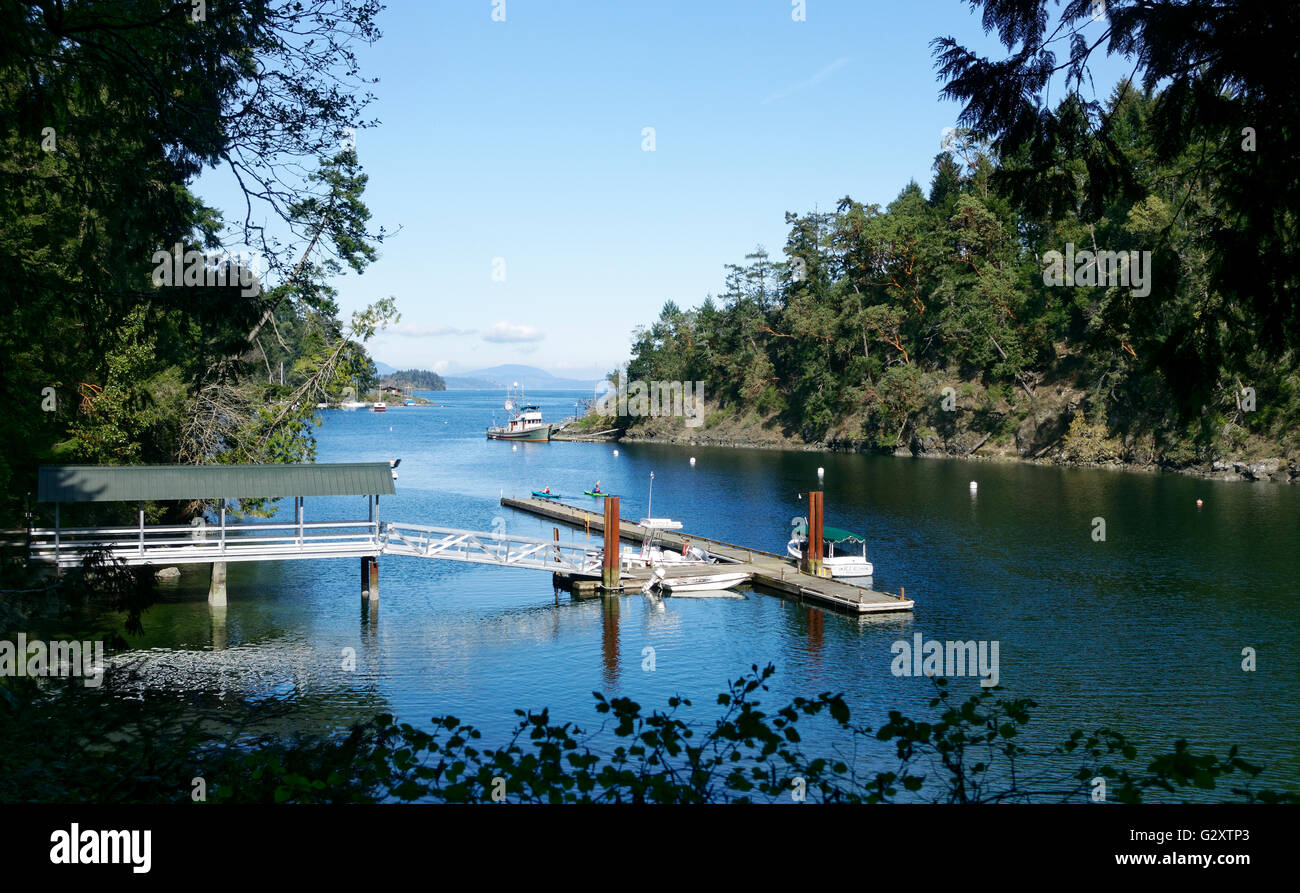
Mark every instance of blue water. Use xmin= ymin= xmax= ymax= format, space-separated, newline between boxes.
xmin=124 ymin=389 xmax=1300 ymax=798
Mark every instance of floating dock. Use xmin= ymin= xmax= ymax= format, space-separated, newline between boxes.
xmin=500 ymin=495 xmax=915 ymax=615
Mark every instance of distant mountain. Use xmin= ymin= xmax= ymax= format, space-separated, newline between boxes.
xmin=372 ymin=360 xmax=397 ymax=375
xmin=442 ymin=364 xmax=597 ymax=391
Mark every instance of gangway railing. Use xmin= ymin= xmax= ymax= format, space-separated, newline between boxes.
xmin=28 ymin=519 xmax=608 ymax=577
xmin=381 ymin=522 xmax=602 ymax=575
xmin=28 ymin=519 xmax=382 ymax=568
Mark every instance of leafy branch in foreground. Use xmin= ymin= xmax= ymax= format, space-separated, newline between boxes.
xmin=4 ymin=660 xmax=1292 ymax=804
xmin=207 ymin=666 xmax=1296 ymax=805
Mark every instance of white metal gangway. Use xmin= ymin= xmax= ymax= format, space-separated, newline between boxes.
xmin=380 ymin=522 xmax=602 ymax=575
xmin=27 ymin=517 xmax=604 ymax=576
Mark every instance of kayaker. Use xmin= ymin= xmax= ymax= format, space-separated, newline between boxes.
xmin=543 ymin=486 xmax=551 ymax=494
xmin=593 ymin=481 xmax=601 ymax=494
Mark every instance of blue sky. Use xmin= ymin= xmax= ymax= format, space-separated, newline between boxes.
xmin=198 ymin=0 xmax=1130 ymax=379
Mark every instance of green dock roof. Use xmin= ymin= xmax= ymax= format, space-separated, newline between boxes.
xmin=37 ymin=463 xmax=396 ymax=503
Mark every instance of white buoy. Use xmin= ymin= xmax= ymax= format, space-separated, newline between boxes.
xmin=690 ymin=457 xmax=696 ymax=466
xmin=613 ymin=449 xmax=619 ymax=457
xmin=512 ymin=444 xmax=518 ymax=451
xmin=817 ymin=467 xmax=824 ymax=479
xmin=969 ymin=481 xmax=978 ymax=492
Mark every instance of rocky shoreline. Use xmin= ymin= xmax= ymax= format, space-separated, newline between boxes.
xmin=555 ymin=424 xmax=1298 ymax=484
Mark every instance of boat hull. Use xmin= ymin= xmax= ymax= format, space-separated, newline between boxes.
xmin=487 ymin=424 xmax=552 ymax=442
xmin=661 ymin=572 xmax=751 ymax=592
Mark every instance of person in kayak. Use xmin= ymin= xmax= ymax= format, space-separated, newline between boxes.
xmin=592 ymin=481 xmax=602 ymax=494
xmin=543 ymin=486 xmax=552 ymax=494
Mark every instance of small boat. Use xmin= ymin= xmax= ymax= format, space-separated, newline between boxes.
xmin=371 ymin=402 xmax=387 ymax=412
xmin=487 ymin=384 xmax=552 ymax=441
xmin=620 ymin=519 xmax=712 ymax=568
xmin=658 ymin=571 xmax=751 ymax=593
xmin=531 ymin=490 xmax=561 ymax=499
xmin=661 ymin=589 xmax=747 ymax=599
xmin=584 ymin=489 xmax=615 ymax=498
xmin=787 ymin=519 xmax=874 ymax=577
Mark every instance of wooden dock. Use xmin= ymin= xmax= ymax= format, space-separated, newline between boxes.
xmin=500 ymin=496 xmax=915 ymax=615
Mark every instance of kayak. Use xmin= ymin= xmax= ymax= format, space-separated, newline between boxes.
xmin=584 ymin=490 xmax=615 ymax=498
xmin=531 ymin=490 xmax=561 ymax=499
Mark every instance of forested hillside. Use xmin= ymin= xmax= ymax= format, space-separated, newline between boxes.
xmin=616 ymin=2 xmax=1299 ymax=481
xmin=382 ymin=369 xmax=448 ymax=391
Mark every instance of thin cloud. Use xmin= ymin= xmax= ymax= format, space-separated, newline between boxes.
xmin=762 ymin=57 xmax=851 ymax=105
xmin=386 ymin=323 xmax=475 ymax=337
xmin=482 ymin=321 xmax=544 ymax=343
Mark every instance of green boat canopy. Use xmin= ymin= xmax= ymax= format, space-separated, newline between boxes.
xmin=792 ymin=519 xmax=865 ymax=543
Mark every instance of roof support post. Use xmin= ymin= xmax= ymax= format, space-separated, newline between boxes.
xmin=138 ymin=502 xmax=145 ymax=556
xmin=368 ymin=494 xmax=376 ymax=545
xmin=219 ymin=501 xmax=226 ymax=555
xmin=54 ymin=503 xmax=60 ymax=566
xmin=296 ymin=496 xmax=304 ymax=546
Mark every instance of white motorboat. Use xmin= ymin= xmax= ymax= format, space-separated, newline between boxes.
xmin=619 ymin=518 xmax=714 ymax=569
xmin=787 ymin=519 xmax=874 ymax=578
xmin=657 ymin=570 xmax=751 ymax=593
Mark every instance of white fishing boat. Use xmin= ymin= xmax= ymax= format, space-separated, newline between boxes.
xmin=486 ymin=383 xmax=552 ymax=441
xmin=787 ymin=518 xmax=874 ymax=578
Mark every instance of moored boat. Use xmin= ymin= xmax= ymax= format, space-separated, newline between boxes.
xmin=787 ymin=519 xmax=874 ymax=577
xmin=619 ymin=519 xmax=713 ymax=568
xmin=658 ymin=571 xmax=751 ymax=592
xmin=486 ymin=384 xmax=552 ymax=441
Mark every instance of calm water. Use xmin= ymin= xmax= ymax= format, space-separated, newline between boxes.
xmin=122 ymin=390 xmax=1300 ymax=796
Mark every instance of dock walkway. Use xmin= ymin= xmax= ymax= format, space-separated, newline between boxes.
xmin=500 ymin=496 xmax=914 ymax=615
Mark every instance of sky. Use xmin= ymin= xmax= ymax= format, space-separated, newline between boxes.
xmin=197 ymin=0 xmax=1131 ymax=380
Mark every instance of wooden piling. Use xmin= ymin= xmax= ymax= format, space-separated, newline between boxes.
xmin=805 ymin=491 xmax=824 ymax=576
xmin=601 ymin=496 xmax=620 ymax=591
xmin=208 ymin=561 xmax=227 ymax=607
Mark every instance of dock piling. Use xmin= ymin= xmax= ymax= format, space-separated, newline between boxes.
xmin=804 ymin=491 xmax=824 ymax=576
xmin=208 ymin=561 xmax=227 ymax=607
xmin=601 ymin=496 xmax=620 ymax=591
xmin=361 ymin=555 xmax=379 ymax=603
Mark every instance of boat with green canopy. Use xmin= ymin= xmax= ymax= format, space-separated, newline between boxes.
xmin=787 ymin=518 xmax=874 ymax=578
